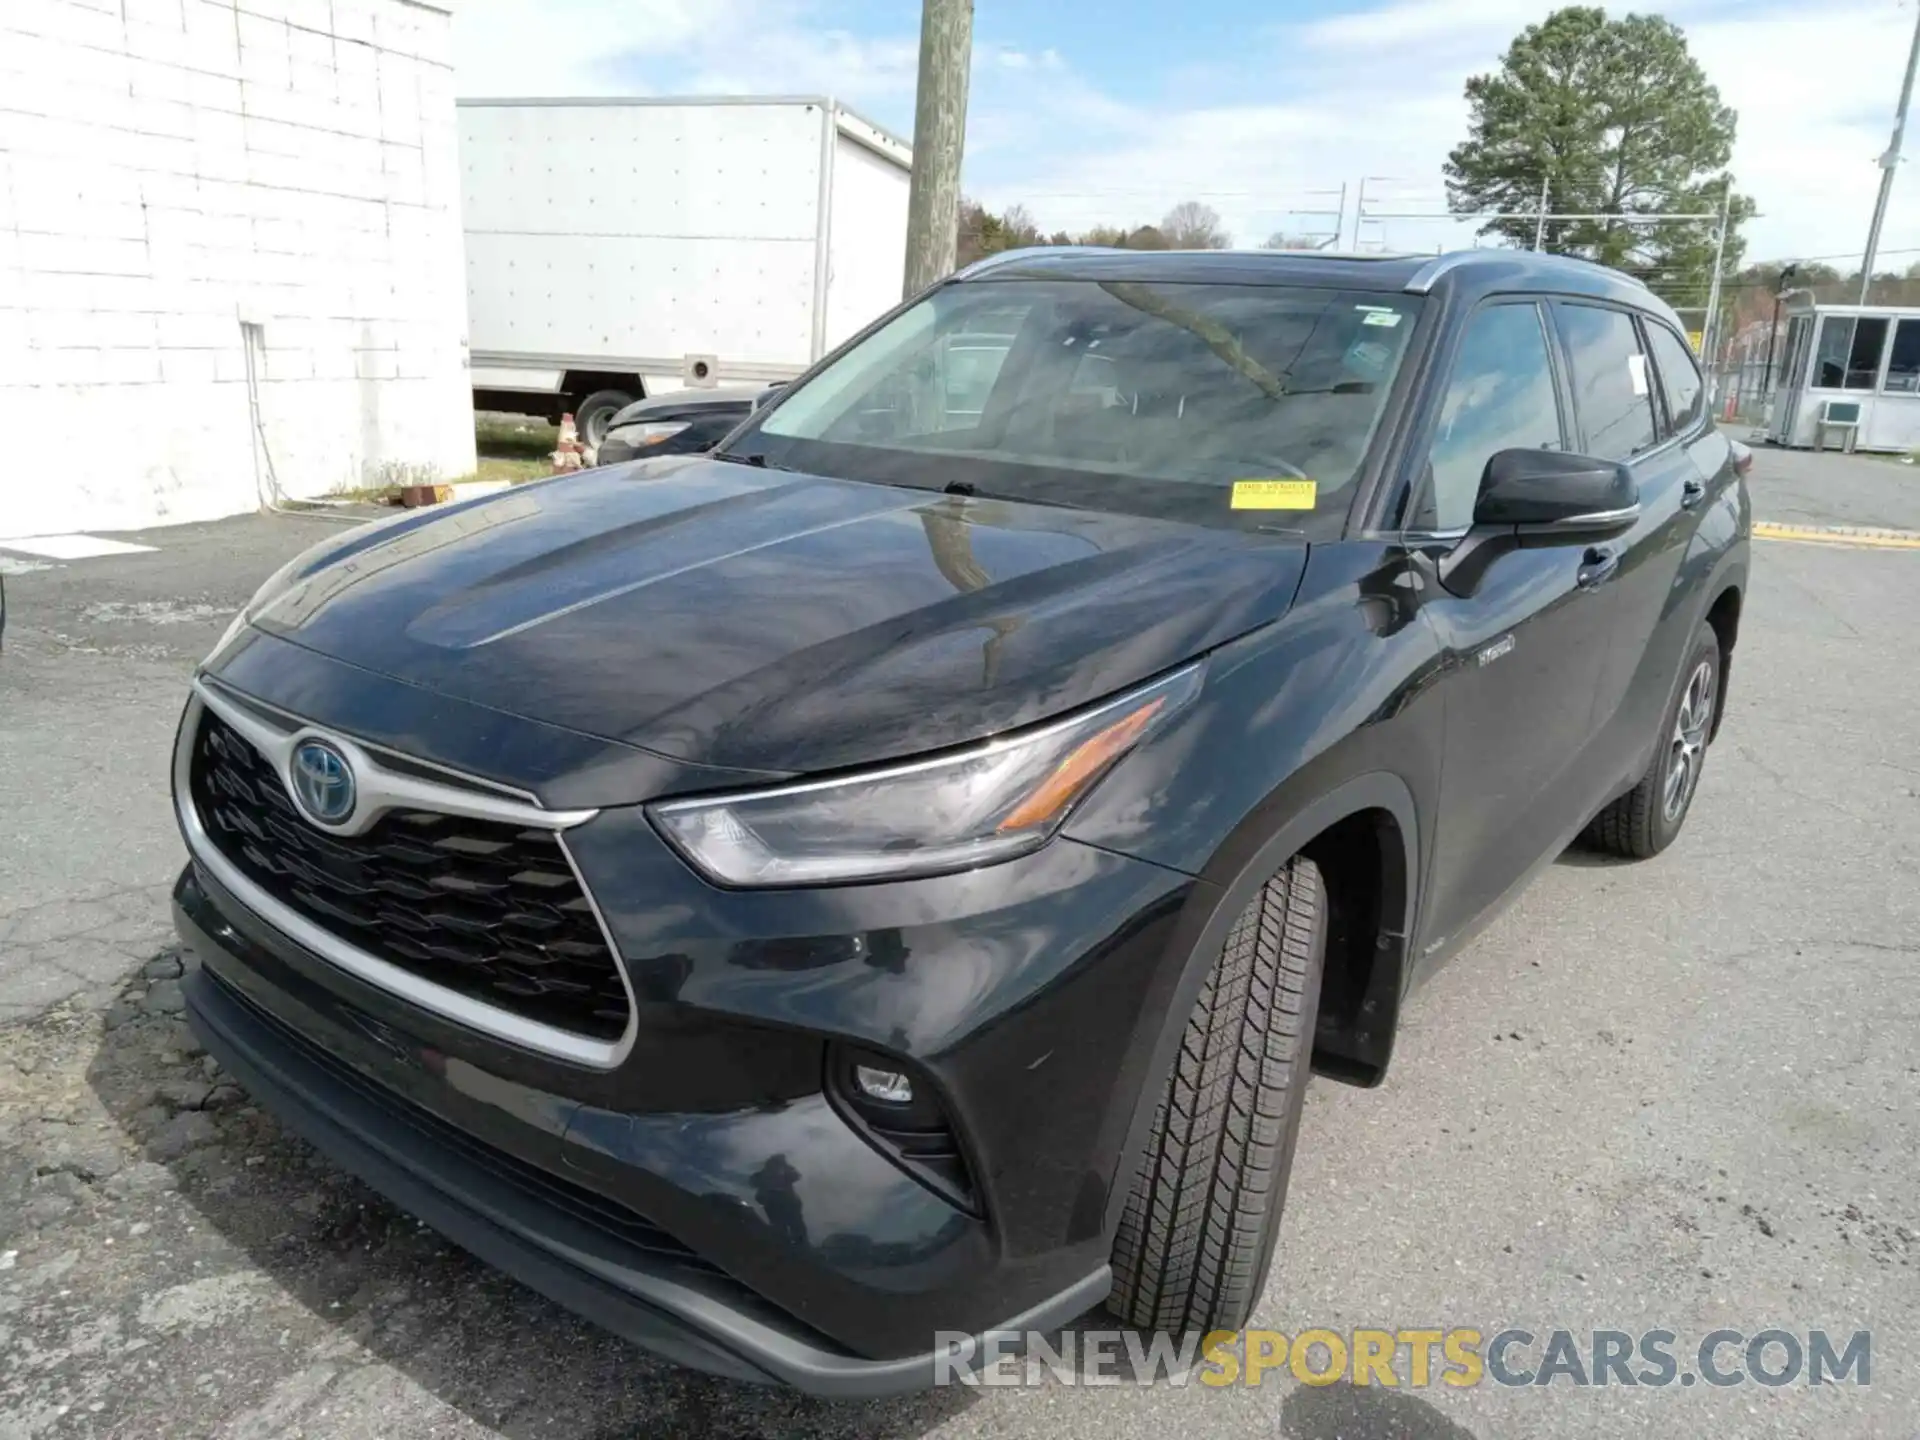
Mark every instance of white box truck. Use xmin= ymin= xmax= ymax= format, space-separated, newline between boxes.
xmin=458 ymin=96 xmax=912 ymax=445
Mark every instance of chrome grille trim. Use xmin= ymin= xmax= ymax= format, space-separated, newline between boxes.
xmin=174 ymin=681 xmax=640 ymax=1070
xmin=192 ymin=676 xmax=594 ymax=837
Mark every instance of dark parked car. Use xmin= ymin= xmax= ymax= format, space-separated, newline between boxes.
xmin=592 ymin=385 xmax=774 ymax=465
xmin=170 ymin=247 xmax=1748 ymax=1394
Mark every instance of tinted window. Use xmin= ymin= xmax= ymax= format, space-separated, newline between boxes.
xmin=1814 ymin=316 xmax=1891 ymax=390
xmin=1417 ymin=303 xmax=1563 ymax=531
xmin=1646 ymin=324 xmax=1705 ymax=434
xmin=1557 ymin=304 xmax=1657 ymax=461
xmin=1848 ymin=317 xmax=1890 ymax=389
xmin=1812 ymin=316 xmax=1849 ymax=388
xmin=744 ymin=280 xmax=1423 ymax=537
xmin=1885 ymin=318 xmax=1920 ymax=394
xmin=1781 ymin=314 xmax=1811 ymax=390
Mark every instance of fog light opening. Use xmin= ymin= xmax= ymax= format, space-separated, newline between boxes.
xmin=827 ymin=1043 xmax=980 ymax=1215
xmin=854 ymin=1065 xmax=914 ymax=1104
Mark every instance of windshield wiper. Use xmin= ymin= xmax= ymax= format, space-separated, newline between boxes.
xmin=713 ymin=450 xmax=799 ymax=472
xmin=941 ymin=480 xmax=1089 ymax=512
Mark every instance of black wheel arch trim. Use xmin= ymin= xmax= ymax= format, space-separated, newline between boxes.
xmin=1098 ymin=769 xmax=1420 ymax=1242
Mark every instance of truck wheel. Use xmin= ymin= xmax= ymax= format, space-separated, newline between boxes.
xmin=1583 ymin=620 xmax=1721 ymax=859
xmin=1109 ymin=854 xmax=1325 ymax=1335
xmin=573 ymin=389 xmax=635 ymax=450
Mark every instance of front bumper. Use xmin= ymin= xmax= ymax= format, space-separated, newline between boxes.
xmin=174 ymin=820 xmax=1198 ymax=1394
xmin=168 ymin=655 xmax=1209 ymax=1391
xmin=176 ymin=868 xmax=1114 ymax=1394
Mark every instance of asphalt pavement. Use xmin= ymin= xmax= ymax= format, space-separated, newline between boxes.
xmin=1 ymin=453 xmax=1917 ymax=1439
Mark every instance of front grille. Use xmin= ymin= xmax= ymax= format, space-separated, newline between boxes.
xmin=209 ymin=969 xmax=723 ymax=1278
xmin=189 ymin=709 xmax=629 ymax=1041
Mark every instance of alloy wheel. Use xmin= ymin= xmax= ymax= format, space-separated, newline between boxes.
xmin=1663 ymin=657 xmax=1716 ymax=823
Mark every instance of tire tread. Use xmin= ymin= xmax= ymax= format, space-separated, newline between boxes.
xmin=1108 ymin=856 xmax=1324 ymax=1334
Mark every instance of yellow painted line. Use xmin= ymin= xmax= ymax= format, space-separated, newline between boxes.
xmin=1753 ymin=522 xmax=1920 ymax=551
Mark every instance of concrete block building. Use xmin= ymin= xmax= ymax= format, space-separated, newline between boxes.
xmin=0 ymin=0 xmax=476 ymax=538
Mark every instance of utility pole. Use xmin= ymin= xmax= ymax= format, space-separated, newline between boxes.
xmin=1860 ymin=1 xmax=1920 ymax=304
xmin=1701 ymin=183 xmax=1733 ymax=365
xmin=901 ymin=0 xmax=973 ymax=298
xmin=1533 ymin=174 xmax=1549 ymax=251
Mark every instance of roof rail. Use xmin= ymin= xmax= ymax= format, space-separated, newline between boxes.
xmin=952 ymin=246 xmax=1127 ymax=280
xmin=1403 ymin=250 xmax=1650 ymax=296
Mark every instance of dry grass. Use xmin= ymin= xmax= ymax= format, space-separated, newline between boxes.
xmin=467 ymin=413 xmax=560 ymax=486
xmin=325 ymin=415 xmax=564 ymax=504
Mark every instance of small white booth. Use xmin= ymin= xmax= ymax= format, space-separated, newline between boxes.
xmin=1765 ymin=301 xmax=1920 ymax=452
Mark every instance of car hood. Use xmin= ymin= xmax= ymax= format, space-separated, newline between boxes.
xmin=244 ymin=459 xmax=1308 ymax=775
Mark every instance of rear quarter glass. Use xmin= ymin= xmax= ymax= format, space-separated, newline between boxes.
xmin=742 ymin=280 xmax=1426 ymax=541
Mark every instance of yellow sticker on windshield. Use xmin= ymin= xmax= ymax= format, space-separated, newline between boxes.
xmin=1231 ymin=479 xmax=1317 ymax=511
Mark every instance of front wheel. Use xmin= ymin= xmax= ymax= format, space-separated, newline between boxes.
xmin=1108 ymin=855 xmax=1326 ymax=1334
xmin=1584 ymin=621 xmax=1722 ymax=858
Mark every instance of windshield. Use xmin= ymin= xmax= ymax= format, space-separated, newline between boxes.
xmin=727 ymin=278 xmax=1423 ymax=535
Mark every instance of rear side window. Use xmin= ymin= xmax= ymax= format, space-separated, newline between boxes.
xmin=1646 ymin=324 xmax=1705 ymax=435
xmin=1415 ymin=302 xmax=1564 ymax=531
xmin=1556 ymin=303 xmax=1657 ymax=462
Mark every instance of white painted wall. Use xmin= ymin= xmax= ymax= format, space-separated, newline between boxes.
xmin=0 ymin=0 xmax=475 ymax=539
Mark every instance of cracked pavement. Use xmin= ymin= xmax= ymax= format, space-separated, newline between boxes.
xmin=1 ymin=454 xmax=1917 ymax=1439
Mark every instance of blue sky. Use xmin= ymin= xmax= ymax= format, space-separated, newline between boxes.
xmin=455 ymin=0 xmax=1920 ymax=268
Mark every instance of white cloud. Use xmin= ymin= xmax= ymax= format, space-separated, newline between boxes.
xmin=451 ymin=0 xmax=1920 ymax=267
xmin=454 ymin=0 xmax=916 ymax=104
xmin=453 ymin=0 xmax=715 ymax=97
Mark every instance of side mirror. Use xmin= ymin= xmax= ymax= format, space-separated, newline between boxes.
xmin=1473 ymin=448 xmax=1639 ymax=533
xmin=1436 ymin=450 xmax=1640 ymax=598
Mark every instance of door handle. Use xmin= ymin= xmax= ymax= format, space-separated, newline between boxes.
xmin=1681 ymin=477 xmax=1707 ymax=509
xmin=1577 ymin=545 xmax=1620 ymax=589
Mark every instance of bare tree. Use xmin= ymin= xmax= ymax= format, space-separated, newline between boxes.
xmin=1261 ymin=232 xmax=1326 ymax=250
xmin=954 ymin=198 xmax=1046 ymax=267
xmin=999 ymin=204 xmax=1043 ymax=248
xmin=1161 ymin=201 xmax=1230 ymax=249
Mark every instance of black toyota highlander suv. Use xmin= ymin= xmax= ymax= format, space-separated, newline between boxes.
xmin=171 ymin=247 xmax=1749 ymax=1394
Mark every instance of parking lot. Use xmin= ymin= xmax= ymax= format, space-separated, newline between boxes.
xmin=2 ymin=448 xmax=1917 ymax=1439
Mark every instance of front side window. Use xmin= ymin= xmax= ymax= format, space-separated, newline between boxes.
xmin=1414 ymin=303 xmax=1563 ymax=531
xmin=737 ymin=279 xmax=1424 ymax=537
xmin=1556 ymin=303 xmax=1657 ymax=462
xmin=1646 ymin=323 xmax=1705 ymax=435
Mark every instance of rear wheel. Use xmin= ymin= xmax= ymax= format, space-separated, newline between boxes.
xmin=1108 ymin=855 xmax=1326 ymax=1334
xmin=1584 ymin=621 xmax=1721 ymax=858
xmin=573 ymin=388 xmax=636 ymax=450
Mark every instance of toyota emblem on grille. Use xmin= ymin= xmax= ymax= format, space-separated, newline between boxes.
xmin=289 ymin=739 xmax=356 ymax=825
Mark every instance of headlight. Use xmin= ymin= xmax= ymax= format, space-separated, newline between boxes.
xmin=609 ymin=421 xmax=691 ymax=449
xmin=649 ymin=664 xmax=1202 ymax=886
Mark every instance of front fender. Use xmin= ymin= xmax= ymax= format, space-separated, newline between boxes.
xmin=1057 ymin=542 xmax=1448 ymax=1238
